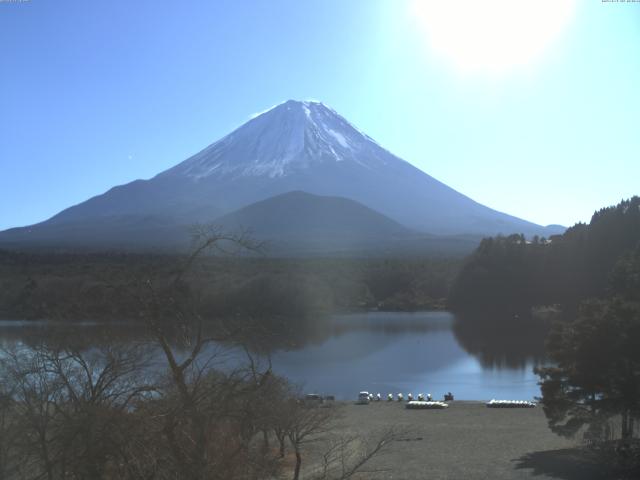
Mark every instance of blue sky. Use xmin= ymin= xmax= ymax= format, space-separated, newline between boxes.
xmin=1 ymin=0 xmax=639 ymax=230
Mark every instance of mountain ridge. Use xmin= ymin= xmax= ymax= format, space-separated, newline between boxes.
xmin=0 ymin=99 xmax=565 ymax=252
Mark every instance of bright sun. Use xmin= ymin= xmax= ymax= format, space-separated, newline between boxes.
xmin=411 ymin=0 xmax=576 ymax=75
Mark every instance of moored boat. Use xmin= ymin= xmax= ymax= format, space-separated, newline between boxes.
xmin=486 ymin=399 xmax=535 ymax=408
xmin=405 ymin=401 xmax=449 ymax=410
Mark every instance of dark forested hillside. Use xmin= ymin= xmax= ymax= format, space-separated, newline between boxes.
xmin=449 ymin=196 xmax=640 ymax=315
xmin=0 ymin=251 xmax=460 ymax=323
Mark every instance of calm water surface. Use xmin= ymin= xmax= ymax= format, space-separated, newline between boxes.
xmin=0 ymin=311 xmax=544 ymax=401
xmin=269 ymin=311 xmax=543 ymax=401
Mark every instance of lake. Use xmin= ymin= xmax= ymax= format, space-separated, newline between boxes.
xmin=0 ymin=311 xmax=545 ymax=401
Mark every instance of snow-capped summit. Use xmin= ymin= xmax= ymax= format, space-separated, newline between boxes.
xmin=0 ymin=99 xmax=565 ymax=251
xmin=163 ymin=100 xmax=399 ymax=180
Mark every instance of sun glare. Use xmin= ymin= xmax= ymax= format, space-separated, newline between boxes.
xmin=412 ymin=0 xmax=576 ymax=75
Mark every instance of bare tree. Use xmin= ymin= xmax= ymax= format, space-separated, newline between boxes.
xmin=314 ymin=428 xmax=404 ymax=480
xmin=43 ymin=344 xmax=155 ymax=478
xmin=281 ymin=400 xmax=405 ymax=480
xmin=124 ymin=225 xmax=282 ymax=479
xmin=0 ymin=225 xmax=401 ymax=480
xmin=1 ymin=346 xmax=65 ymax=480
xmin=0 ymin=386 xmax=11 ymax=479
xmin=0 ymin=341 xmax=154 ymax=480
xmin=286 ymin=401 xmax=336 ymax=480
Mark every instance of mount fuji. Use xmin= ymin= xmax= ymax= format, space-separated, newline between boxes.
xmin=0 ymin=100 xmax=563 ymax=252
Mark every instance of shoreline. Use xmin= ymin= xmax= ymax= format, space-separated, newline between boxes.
xmin=301 ymin=401 xmax=605 ymax=479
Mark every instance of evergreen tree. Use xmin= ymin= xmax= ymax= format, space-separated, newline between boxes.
xmin=536 ymin=299 xmax=640 ymax=443
xmin=450 ymin=196 xmax=640 ymax=314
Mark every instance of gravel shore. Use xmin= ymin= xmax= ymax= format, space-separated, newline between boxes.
xmin=300 ymin=401 xmax=614 ymax=480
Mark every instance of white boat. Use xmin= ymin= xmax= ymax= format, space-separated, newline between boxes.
xmin=486 ymin=399 xmax=536 ymax=408
xmin=406 ymin=401 xmax=449 ymax=410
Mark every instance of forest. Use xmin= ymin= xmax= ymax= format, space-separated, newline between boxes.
xmin=447 ymin=197 xmax=640 ymax=466
xmin=449 ymin=196 xmax=640 ymax=317
xmin=0 ymin=248 xmax=460 ymax=325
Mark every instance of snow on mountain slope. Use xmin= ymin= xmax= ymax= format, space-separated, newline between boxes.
xmin=0 ymin=99 xmax=565 ymax=250
xmin=161 ymin=100 xmax=397 ymax=180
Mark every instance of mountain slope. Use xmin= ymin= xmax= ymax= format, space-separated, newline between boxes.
xmin=215 ymin=190 xmax=413 ymax=239
xmin=0 ymin=99 xmax=563 ymax=252
xmin=213 ymin=191 xmax=479 ymax=255
xmin=0 ymin=214 xmax=187 ymax=251
xmin=0 ymin=191 xmax=481 ymax=255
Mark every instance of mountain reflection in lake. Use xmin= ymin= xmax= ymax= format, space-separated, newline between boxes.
xmin=269 ymin=311 xmax=545 ymax=401
xmin=0 ymin=312 xmax=545 ymax=401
